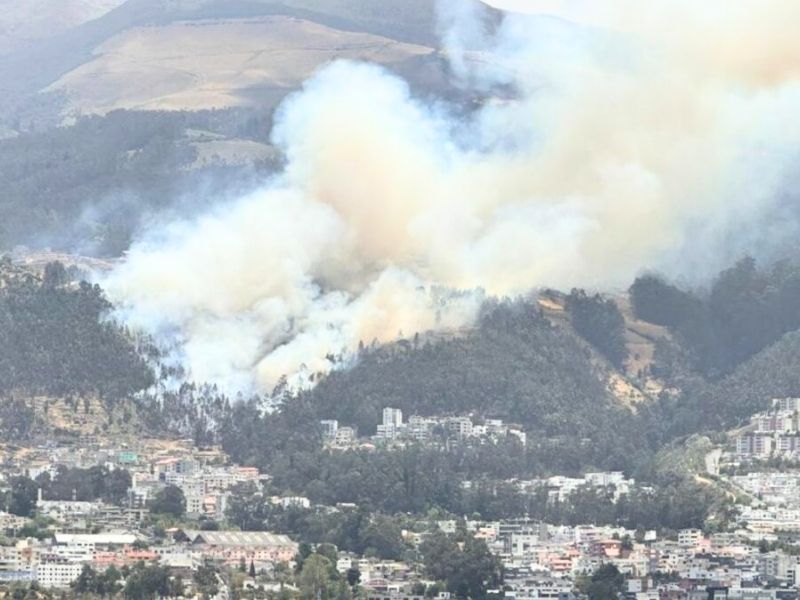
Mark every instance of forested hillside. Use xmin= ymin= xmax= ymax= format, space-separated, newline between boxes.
xmin=0 ymin=109 xmax=276 ymax=254
xmin=138 ymin=300 xmax=653 ymax=481
xmin=306 ymin=300 xmax=615 ymax=435
xmin=631 ymin=258 xmax=800 ymax=377
xmin=4 ymin=253 xmax=800 ymax=521
xmin=564 ymin=289 xmax=629 ymax=369
xmin=0 ymin=259 xmax=153 ymax=399
xmin=6 ymin=255 xmax=800 ymax=469
xmin=626 ymin=256 xmax=800 ymax=438
xmin=136 ymin=257 xmax=800 ymax=480
xmin=662 ymin=332 xmax=800 ymax=435
xmin=0 ymin=255 xmax=787 ymax=528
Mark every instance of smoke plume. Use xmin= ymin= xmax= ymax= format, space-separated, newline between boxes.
xmin=102 ymin=0 xmax=800 ymax=393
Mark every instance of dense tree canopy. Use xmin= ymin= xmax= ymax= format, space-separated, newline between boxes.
xmin=582 ymin=564 xmax=625 ymax=600
xmin=36 ymin=465 xmax=131 ymax=505
xmin=0 ymin=259 xmax=153 ymax=399
xmin=565 ymin=289 xmax=629 ymax=368
xmin=122 ymin=562 xmax=181 ymax=600
xmin=0 ymin=108 xmax=276 ymax=254
xmin=630 ymin=258 xmax=800 ymax=376
xmin=149 ymin=485 xmax=186 ymax=518
xmin=421 ymin=531 xmax=503 ymax=600
xmin=299 ymin=301 xmax=622 ymax=438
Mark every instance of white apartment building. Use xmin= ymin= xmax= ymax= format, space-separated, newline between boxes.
xmin=334 ymin=427 xmax=357 ymax=445
xmin=279 ymin=496 xmax=311 ymax=509
xmin=755 ymin=414 xmax=796 ymax=434
xmin=375 ymin=408 xmax=406 ymax=441
xmin=777 ymin=436 xmax=800 ymax=455
xmin=375 ymin=423 xmax=403 ymax=441
xmin=773 ymin=398 xmax=800 ymax=412
xmin=320 ymin=420 xmax=339 ymax=439
xmin=736 ymin=434 xmax=773 ymax=457
xmin=35 ymin=560 xmax=84 ymax=589
xmin=383 ymin=408 xmax=403 ymax=427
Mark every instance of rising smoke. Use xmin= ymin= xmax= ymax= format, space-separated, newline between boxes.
xmin=101 ymin=0 xmax=800 ymax=393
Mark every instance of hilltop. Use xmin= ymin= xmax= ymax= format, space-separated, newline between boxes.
xmin=0 ymin=0 xmax=500 ymax=124
xmin=0 ymin=0 xmax=501 ymax=254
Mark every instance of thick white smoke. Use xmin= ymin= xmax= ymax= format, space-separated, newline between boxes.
xmin=102 ymin=0 xmax=800 ymax=393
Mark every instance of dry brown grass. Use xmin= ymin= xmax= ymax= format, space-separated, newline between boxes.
xmin=49 ymin=16 xmax=434 ymax=115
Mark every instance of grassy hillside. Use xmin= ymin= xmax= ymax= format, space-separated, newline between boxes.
xmin=49 ymin=16 xmax=435 ymax=115
xmin=0 ymin=0 xmax=498 ymax=98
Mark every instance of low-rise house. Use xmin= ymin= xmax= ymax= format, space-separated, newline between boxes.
xmin=277 ymin=496 xmax=311 ymax=510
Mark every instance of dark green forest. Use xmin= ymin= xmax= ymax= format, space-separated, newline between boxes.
xmin=2 ymin=254 xmax=800 ymax=526
xmin=169 ymin=300 xmax=653 ymax=478
xmin=565 ymin=289 xmax=628 ymax=368
xmin=631 ymin=257 xmax=800 ymax=377
xmin=302 ymin=300 xmax=618 ymax=436
xmin=0 ymin=258 xmax=152 ymax=399
xmin=628 ymin=258 xmax=800 ymax=433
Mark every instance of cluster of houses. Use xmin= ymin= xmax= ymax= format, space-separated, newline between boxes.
xmin=6 ymin=487 xmax=800 ymax=600
xmin=487 ymin=521 xmax=800 ymax=600
xmin=0 ymin=530 xmax=297 ymax=589
xmin=129 ymin=459 xmax=262 ymax=520
xmin=505 ymin=471 xmax=636 ymax=502
xmin=731 ymin=472 xmax=800 ymax=509
xmin=339 ymin=521 xmax=800 ymax=600
xmin=320 ymin=407 xmax=527 ymax=449
xmin=0 ymin=436 xmax=302 ymax=589
xmin=726 ymin=472 xmax=800 ymax=535
xmin=5 ymin=397 xmax=800 ymax=598
xmin=736 ymin=398 xmax=800 ymax=459
xmin=9 ymin=437 xmax=268 ymax=523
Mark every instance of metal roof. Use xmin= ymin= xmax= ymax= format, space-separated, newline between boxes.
xmin=183 ymin=530 xmax=295 ymax=547
xmin=54 ymin=533 xmax=137 ymax=545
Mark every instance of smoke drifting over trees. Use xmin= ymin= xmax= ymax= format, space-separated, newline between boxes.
xmin=102 ymin=0 xmax=800 ymax=393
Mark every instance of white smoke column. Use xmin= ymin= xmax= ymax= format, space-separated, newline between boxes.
xmin=103 ymin=0 xmax=800 ymax=393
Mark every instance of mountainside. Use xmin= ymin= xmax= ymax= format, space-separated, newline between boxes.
xmin=0 ymin=258 xmax=654 ymax=475
xmin=2 ymin=0 xmax=800 ymax=485
xmin=2 ymin=5 xmax=800 ymax=597
xmin=0 ymin=259 xmax=153 ymax=402
xmin=671 ymin=331 xmax=800 ymax=434
xmin=6 ymin=253 xmax=800 ymax=484
xmin=306 ymin=300 xmax=619 ymax=435
xmin=0 ymin=0 xmax=501 ymax=252
xmin=0 ymin=0 xmax=499 ymax=120
xmin=48 ymin=16 xmax=435 ymax=115
xmin=0 ymin=109 xmax=277 ymax=252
